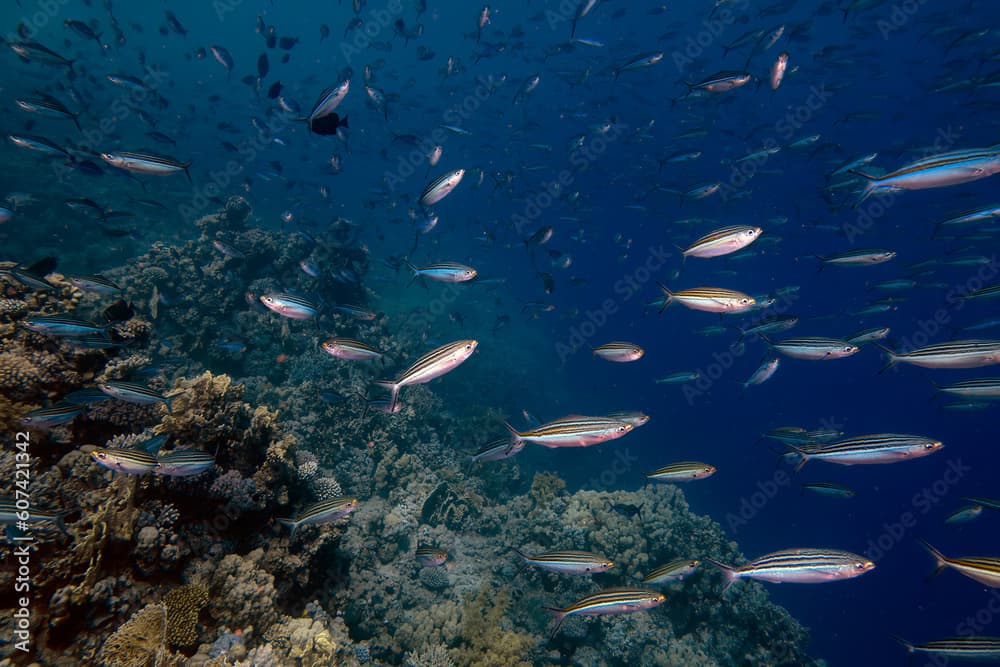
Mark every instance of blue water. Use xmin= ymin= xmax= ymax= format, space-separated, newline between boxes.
xmin=4 ymin=0 xmax=1000 ymax=664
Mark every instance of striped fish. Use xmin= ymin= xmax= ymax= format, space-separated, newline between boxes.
xmin=921 ymin=540 xmax=1000 ymax=588
xmin=419 ymin=168 xmax=465 ymax=207
xmin=646 ymin=461 xmax=716 ymax=482
xmin=19 ymin=403 xmax=83 ymax=428
xmin=875 ymin=339 xmax=1000 ymax=370
xmin=259 ymin=293 xmax=321 ymax=320
xmin=277 ymin=497 xmax=359 ymax=539
xmin=513 ymin=548 xmax=613 ymax=575
xmin=816 ymin=248 xmax=896 ymax=269
xmin=786 ymin=434 xmax=943 ymax=472
xmin=936 ymin=205 xmax=1000 ymax=229
xmin=373 ymin=339 xmax=477 ymax=408
xmin=801 ymin=482 xmax=856 ymax=498
xmin=330 ymin=304 xmax=377 ymax=320
xmin=90 ymin=448 xmax=158 ymax=475
xmin=468 ymin=438 xmax=525 ymax=464
xmin=962 ymin=496 xmax=1000 ymax=513
xmin=155 ymin=450 xmax=215 ymax=477
xmin=845 ymin=326 xmax=890 ymax=345
xmin=504 ymin=415 xmax=633 ymax=448
xmin=63 ymin=388 xmax=113 ymax=405
xmin=853 ymin=147 xmax=1000 ymax=205
xmin=741 ymin=356 xmax=780 ymax=389
xmin=685 ymin=70 xmax=752 ymax=92
xmin=945 ymin=505 xmax=983 ymax=525
xmin=736 ymin=315 xmax=799 ymax=340
xmin=706 ymin=548 xmax=875 ymax=593
xmin=593 ymin=341 xmax=645 ymax=362
xmin=679 ymin=225 xmax=762 ymax=260
xmin=321 ymin=337 xmax=383 ymax=361
xmin=655 ymin=282 xmax=755 ymax=313
xmin=545 ymin=588 xmax=664 ymax=637
xmin=935 ymin=377 xmax=1000 ymax=399
xmin=98 ymin=381 xmax=174 ymax=413
xmin=15 ymin=96 xmax=80 ymax=130
xmin=66 ymin=274 xmax=122 ymax=294
xmin=406 ymin=261 xmax=477 ymax=284
xmin=961 ymin=284 xmax=1000 ymax=301
xmin=892 ymin=636 xmax=1000 ymax=660
xmin=0 ymin=499 xmax=67 ymax=535
xmin=306 ymin=79 xmax=350 ymax=122
xmin=415 ymin=547 xmax=448 ymax=567
xmin=605 ymin=411 xmax=650 ymax=428
xmin=21 ymin=316 xmax=109 ymax=338
xmin=760 ymin=335 xmax=859 ymax=360
xmin=100 ymin=150 xmax=192 ymax=181
xmin=641 ymin=559 xmax=701 ymax=584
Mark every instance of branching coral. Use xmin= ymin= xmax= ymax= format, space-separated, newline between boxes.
xmin=99 ymin=603 xmax=183 ymax=667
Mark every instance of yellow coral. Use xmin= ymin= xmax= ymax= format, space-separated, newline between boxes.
xmin=162 ymin=584 xmax=209 ymax=648
xmin=99 ymin=603 xmax=183 ymax=667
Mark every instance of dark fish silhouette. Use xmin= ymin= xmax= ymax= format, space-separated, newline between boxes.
xmin=309 ymin=113 xmax=349 ymax=136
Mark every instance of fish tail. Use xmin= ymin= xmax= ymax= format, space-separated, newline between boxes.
xmin=183 ymin=164 xmax=192 ymax=184
xmin=341 ymin=115 xmax=349 ymax=129
xmin=703 ymin=558 xmax=737 ymax=594
xmin=372 ymin=380 xmax=399 ymax=409
xmin=276 ymin=518 xmax=297 ymax=540
xmin=782 ymin=442 xmax=809 ymax=473
xmin=544 ymin=607 xmax=568 ymax=639
xmin=917 ymin=539 xmax=948 ymax=580
xmin=872 ymin=343 xmax=898 ymax=374
xmin=502 ymin=420 xmax=524 ymax=444
xmin=510 ymin=546 xmax=528 ymax=561
xmin=654 ymin=281 xmax=673 ymax=313
xmin=889 ymin=635 xmax=915 ymax=654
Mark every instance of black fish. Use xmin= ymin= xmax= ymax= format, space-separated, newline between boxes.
xmin=267 ymin=81 xmax=282 ymax=98
xmin=280 ymin=53 xmax=290 ymax=64
xmin=103 ymin=299 xmax=134 ymax=323
xmin=610 ymin=503 xmax=644 ymax=519
xmin=257 ymin=53 xmax=269 ymax=78
xmin=309 ymin=113 xmax=349 ymax=136
xmin=279 ymin=36 xmax=298 ymax=50
xmin=164 ymin=10 xmax=186 ymax=36
xmin=265 ymin=26 xmax=276 ymax=48
xmin=320 ymin=24 xmax=330 ymax=41
xmin=24 ymin=257 xmax=57 ymax=277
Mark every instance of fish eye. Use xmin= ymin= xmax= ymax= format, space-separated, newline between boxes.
xmin=855 ymin=562 xmax=866 ymax=569
xmin=747 ymin=229 xmax=756 ymax=236
xmin=843 ymin=346 xmax=853 ymax=353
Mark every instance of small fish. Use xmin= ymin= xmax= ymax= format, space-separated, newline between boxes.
xmin=785 ymin=434 xmax=943 ymax=472
xmin=760 ymin=336 xmax=859 ymax=361
xmin=770 ymin=52 xmax=789 ymax=90
xmin=655 ymin=371 xmax=700 ymax=384
xmin=277 ymin=497 xmax=359 ymax=539
xmin=212 ymin=239 xmax=245 ymax=259
xmin=646 ymin=462 xmax=716 ymax=483
xmin=0 ymin=499 xmax=67 ymax=535
xmin=155 ymin=450 xmax=215 ymax=477
xmin=641 ymin=559 xmax=701 ymax=584
xmin=373 ymin=340 xmax=478 ymax=408
xmin=259 ymin=293 xmax=321 ymax=320
xmin=415 ymin=547 xmax=448 ymax=567
xmin=210 ymin=45 xmax=233 ymax=77
xmin=741 ymin=357 xmax=780 ymax=389
xmin=593 ymin=341 xmax=644 ymax=363
xmin=656 ymin=283 xmax=755 ymax=314
xmin=892 ymin=636 xmax=1000 ymax=661
xmin=801 ymin=482 xmax=856 ymax=498
xmin=90 ymin=448 xmax=158 ymax=475
xmin=945 ymin=505 xmax=984 ymax=525
xmin=21 ymin=316 xmax=108 ymax=338
xmin=67 ymin=275 xmax=122 ymax=295
xmin=19 ymin=403 xmax=83 ymax=428
xmin=505 ymin=415 xmax=632 ymax=448
xmin=513 ymin=549 xmax=613 ymax=574
xmin=469 ymin=438 xmax=525 ymax=463
xmin=406 ymin=261 xmax=478 ymax=284
xmin=419 ymin=169 xmax=465 ymax=207
xmin=321 ymin=338 xmax=384 ymax=361
xmin=845 ymin=327 xmax=890 ymax=345
xmin=98 ymin=382 xmax=173 ymax=413
xmin=545 ymin=588 xmax=664 ymax=638
xmin=706 ymin=549 xmax=874 ymax=594
xmin=100 ymin=151 xmax=191 ymax=181
xmin=875 ymin=340 xmax=1000 ymax=371
xmin=679 ymin=226 xmax=762 ymax=260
